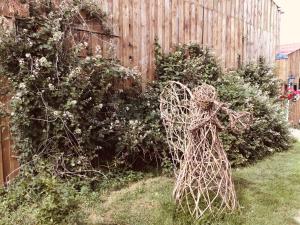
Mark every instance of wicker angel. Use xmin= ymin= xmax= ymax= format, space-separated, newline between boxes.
xmin=160 ymin=81 xmax=251 ymax=218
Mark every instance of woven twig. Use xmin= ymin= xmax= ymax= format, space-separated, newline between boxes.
xmin=160 ymin=81 xmax=251 ymax=218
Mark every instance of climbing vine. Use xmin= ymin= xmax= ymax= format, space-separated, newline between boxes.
xmin=0 ymin=0 xmax=145 ymax=177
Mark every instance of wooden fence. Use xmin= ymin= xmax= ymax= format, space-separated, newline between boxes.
xmin=99 ymin=0 xmax=281 ymax=82
xmin=0 ymin=0 xmax=281 ymax=185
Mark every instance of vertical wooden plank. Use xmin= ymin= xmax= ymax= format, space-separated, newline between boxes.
xmin=225 ymin=0 xmax=231 ymax=67
xmin=256 ymin=0 xmax=260 ymax=58
xmin=178 ymin=0 xmax=184 ymax=44
xmin=0 ymin=126 xmax=4 ymax=186
xmin=140 ymin=0 xmax=149 ymax=85
xmin=1 ymin=122 xmax=10 ymax=184
xmin=117 ymin=0 xmax=124 ymax=64
xmin=242 ymin=0 xmax=247 ymax=63
xmin=212 ymin=0 xmax=218 ymax=50
xmin=128 ymin=0 xmax=134 ymax=67
xmin=254 ymin=0 xmax=258 ymax=60
xmin=145 ymin=0 xmax=151 ymax=81
xmin=112 ymin=0 xmax=121 ymax=59
xmin=249 ymin=0 xmax=253 ymax=62
xmin=252 ymin=0 xmax=256 ymax=60
xmin=221 ymin=0 xmax=227 ymax=67
xmin=231 ymin=0 xmax=236 ymax=67
xmin=217 ymin=0 xmax=224 ymax=65
xmin=272 ymin=4 xmax=276 ymax=60
xmin=195 ymin=0 xmax=203 ymax=45
xmin=100 ymin=0 xmax=111 ymax=57
xmin=239 ymin=0 xmax=243 ymax=65
xmin=235 ymin=0 xmax=241 ymax=67
xmin=171 ymin=0 xmax=178 ymax=48
xmin=269 ymin=2 xmax=273 ymax=62
xmin=157 ymin=0 xmax=164 ymax=48
xmin=148 ymin=0 xmax=157 ymax=80
xmin=190 ymin=0 xmax=196 ymax=43
xmin=215 ymin=0 xmax=221 ymax=58
xmin=207 ymin=0 xmax=213 ymax=47
xmin=164 ymin=0 xmax=171 ymax=53
xmin=184 ymin=0 xmax=191 ymax=43
xmin=132 ymin=0 xmax=141 ymax=72
xmin=122 ymin=0 xmax=130 ymax=67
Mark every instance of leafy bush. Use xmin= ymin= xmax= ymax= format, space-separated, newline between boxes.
xmin=237 ymin=57 xmax=282 ymax=98
xmin=0 ymin=171 xmax=83 ymax=225
xmin=217 ymin=74 xmax=291 ymax=165
xmin=153 ymin=43 xmax=292 ymax=167
xmin=0 ymin=0 xmax=163 ymax=174
xmin=0 ymin=166 xmax=146 ymax=225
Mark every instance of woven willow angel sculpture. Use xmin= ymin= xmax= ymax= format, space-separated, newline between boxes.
xmin=160 ymin=81 xmax=251 ymax=218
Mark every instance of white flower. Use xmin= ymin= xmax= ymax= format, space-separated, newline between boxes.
xmin=39 ymin=57 xmax=48 ymax=66
xmin=10 ymin=112 xmax=15 ymax=116
xmin=19 ymin=83 xmax=26 ymax=89
xmin=70 ymin=100 xmax=77 ymax=105
xmin=75 ymin=128 xmax=82 ymax=134
xmin=66 ymin=111 xmax=74 ymax=119
xmin=85 ymin=56 xmax=91 ymax=61
xmin=53 ymin=111 xmax=60 ymax=116
xmin=99 ymin=104 xmax=103 ymax=109
xmin=18 ymin=59 xmax=24 ymax=65
xmin=52 ymin=31 xmax=63 ymax=41
xmin=25 ymin=53 xmax=31 ymax=58
xmin=48 ymin=83 xmax=55 ymax=91
xmin=126 ymin=107 xmax=129 ymax=111
xmin=84 ymin=42 xmax=88 ymax=47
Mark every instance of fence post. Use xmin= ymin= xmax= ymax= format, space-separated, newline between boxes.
xmin=0 ymin=121 xmax=4 ymax=186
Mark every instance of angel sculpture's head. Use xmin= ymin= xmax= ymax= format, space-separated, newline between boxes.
xmin=192 ymin=84 xmax=217 ymax=110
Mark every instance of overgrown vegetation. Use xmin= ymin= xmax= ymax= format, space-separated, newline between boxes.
xmin=151 ymin=44 xmax=291 ymax=166
xmin=0 ymin=0 xmax=292 ymax=224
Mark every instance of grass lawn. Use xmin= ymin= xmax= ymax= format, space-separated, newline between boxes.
xmin=85 ymin=142 xmax=300 ymax=225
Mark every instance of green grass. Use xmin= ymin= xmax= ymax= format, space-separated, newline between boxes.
xmin=85 ymin=143 xmax=300 ymax=225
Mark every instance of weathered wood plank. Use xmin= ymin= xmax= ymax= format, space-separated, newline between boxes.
xmin=184 ymin=0 xmax=191 ymax=43
xmin=171 ymin=0 xmax=178 ymax=48
xmin=0 ymin=126 xmax=4 ymax=186
xmin=164 ymin=0 xmax=171 ymax=53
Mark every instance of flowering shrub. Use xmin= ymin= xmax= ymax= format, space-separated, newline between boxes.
xmin=0 ymin=0 xmax=149 ymax=176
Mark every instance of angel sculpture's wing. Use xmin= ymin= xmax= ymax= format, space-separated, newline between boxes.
xmin=160 ymin=81 xmax=194 ymax=166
